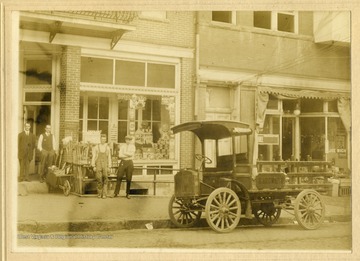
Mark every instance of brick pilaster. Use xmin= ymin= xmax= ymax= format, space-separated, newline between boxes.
xmin=59 ymin=46 xmax=81 ymax=143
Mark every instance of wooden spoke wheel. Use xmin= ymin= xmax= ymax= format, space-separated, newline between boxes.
xmin=205 ymin=188 xmax=241 ymax=233
xmin=63 ymin=180 xmax=71 ymax=196
xmin=294 ymin=189 xmax=325 ymax=230
xmin=168 ymin=195 xmax=202 ymax=228
xmin=254 ymin=203 xmax=281 ymax=227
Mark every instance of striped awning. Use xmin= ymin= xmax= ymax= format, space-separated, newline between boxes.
xmin=259 ymin=87 xmax=350 ymax=100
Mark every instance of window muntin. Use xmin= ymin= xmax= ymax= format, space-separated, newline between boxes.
xmin=81 ymin=57 xmax=113 ymax=84
xmin=25 ymin=59 xmax=52 ymax=85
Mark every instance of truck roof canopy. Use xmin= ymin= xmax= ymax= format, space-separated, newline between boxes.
xmin=171 ymin=120 xmax=252 ymax=140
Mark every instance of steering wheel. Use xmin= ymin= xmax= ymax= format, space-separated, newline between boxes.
xmin=195 ymin=154 xmax=212 ymax=164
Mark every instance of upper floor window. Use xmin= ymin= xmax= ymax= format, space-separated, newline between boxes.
xmin=25 ymin=59 xmax=52 ymax=85
xmin=81 ymin=56 xmax=176 ymax=89
xmin=254 ymin=11 xmax=298 ymax=34
xmin=212 ymin=11 xmax=236 ymax=24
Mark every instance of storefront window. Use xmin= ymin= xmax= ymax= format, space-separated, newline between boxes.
xmin=131 ymin=96 xmax=175 ymax=160
xmin=327 ymin=117 xmax=347 ymax=168
xmin=300 ymin=117 xmax=325 ymax=160
xmin=87 ymin=96 xmax=109 ymax=136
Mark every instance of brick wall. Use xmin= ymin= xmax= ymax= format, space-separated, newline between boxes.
xmin=124 ymin=11 xmax=195 ymax=48
xmin=59 ymin=46 xmax=81 ymax=143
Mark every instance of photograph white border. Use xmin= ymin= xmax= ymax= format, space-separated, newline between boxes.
xmin=2 ymin=0 xmax=359 ymax=260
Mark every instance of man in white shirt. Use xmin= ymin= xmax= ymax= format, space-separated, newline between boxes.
xmin=37 ymin=125 xmax=57 ymax=182
xmin=113 ymin=135 xmax=136 ymax=199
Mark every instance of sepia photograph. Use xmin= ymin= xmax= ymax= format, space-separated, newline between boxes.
xmin=1 ymin=1 xmax=359 ymax=260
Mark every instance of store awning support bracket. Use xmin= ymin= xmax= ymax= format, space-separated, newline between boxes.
xmin=110 ymin=30 xmax=125 ymax=50
xmin=49 ymin=21 xmax=62 ymax=43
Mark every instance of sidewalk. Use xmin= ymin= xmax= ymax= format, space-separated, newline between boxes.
xmin=17 ymin=182 xmax=352 ymax=233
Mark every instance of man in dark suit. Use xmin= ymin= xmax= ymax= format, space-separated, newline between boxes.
xmin=18 ymin=122 xmax=36 ymax=182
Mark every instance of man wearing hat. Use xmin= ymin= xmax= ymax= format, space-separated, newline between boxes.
xmin=113 ymin=135 xmax=136 ymax=199
xmin=91 ymin=134 xmax=112 ymax=199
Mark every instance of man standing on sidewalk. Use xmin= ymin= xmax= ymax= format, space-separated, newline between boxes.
xmin=18 ymin=121 xmax=36 ymax=182
xmin=113 ymin=135 xmax=135 ymax=199
xmin=37 ymin=124 xmax=57 ymax=182
xmin=91 ymin=134 xmax=112 ymax=199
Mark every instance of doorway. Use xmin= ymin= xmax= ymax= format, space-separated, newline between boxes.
xmin=24 ymin=105 xmax=51 ymax=175
xmin=282 ymin=117 xmax=295 ymax=161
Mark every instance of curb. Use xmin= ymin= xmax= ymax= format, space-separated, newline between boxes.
xmin=18 ymin=215 xmax=351 ymax=234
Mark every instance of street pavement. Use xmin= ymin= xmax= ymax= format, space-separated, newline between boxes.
xmin=17 ymin=181 xmax=352 ymax=233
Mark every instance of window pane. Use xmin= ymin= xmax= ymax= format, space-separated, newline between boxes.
xmin=99 ymin=121 xmax=108 ymax=136
xmin=143 ymin=100 xmax=152 ymax=121
xmin=79 ymin=96 xmax=83 ymax=119
xmin=87 ymin=120 xmax=97 ymax=130
xmin=218 ymin=137 xmax=232 ymax=156
xmin=327 ymin=117 xmax=347 ymax=168
xmin=278 ymin=13 xmax=294 ymax=33
xmin=207 ymin=87 xmax=230 ymax=108
xmin=300 ymin=118 xmax=325 ymax=160
xmin=88 ymin=96 xmax=98 ymax=119
xmin=328 ymin=100 xmax=338 ymax=112
xmin=266 ymin=95 xmax=278 ymax=110
xmin=153 ymin=100 xmax=161 ymax=121
xmin=147 ymin=63 xmax=175 ymax=88
xmin=115 ymin=60 xmax=145 ymax=86
xmin=301 ymin=99 xmax=323 ymax=113
xmin=25 ymin=60 xmax=52 ymax=84
xmin=118 ymin=100 xmax=128 ymax=120
xmin=99 ymin=97 xmax=109 ymax=119
xmin=81 ymin=57 xmax=113 ymax=84
xmin=118 ymin=121 xmax=128 ymax=143
xmin=25 ymin=92 xmax=51 ymax=102
xmin=282 ymin=100 xmax=297 ymax=114
xmin=212 ymin=11 xmax=232 ymax=23
xmin=254 ymin=11 xmax=271 ymax=29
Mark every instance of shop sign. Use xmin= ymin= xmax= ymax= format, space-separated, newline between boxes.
xmin=258 ymin=134 xmax=279 ymax=145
